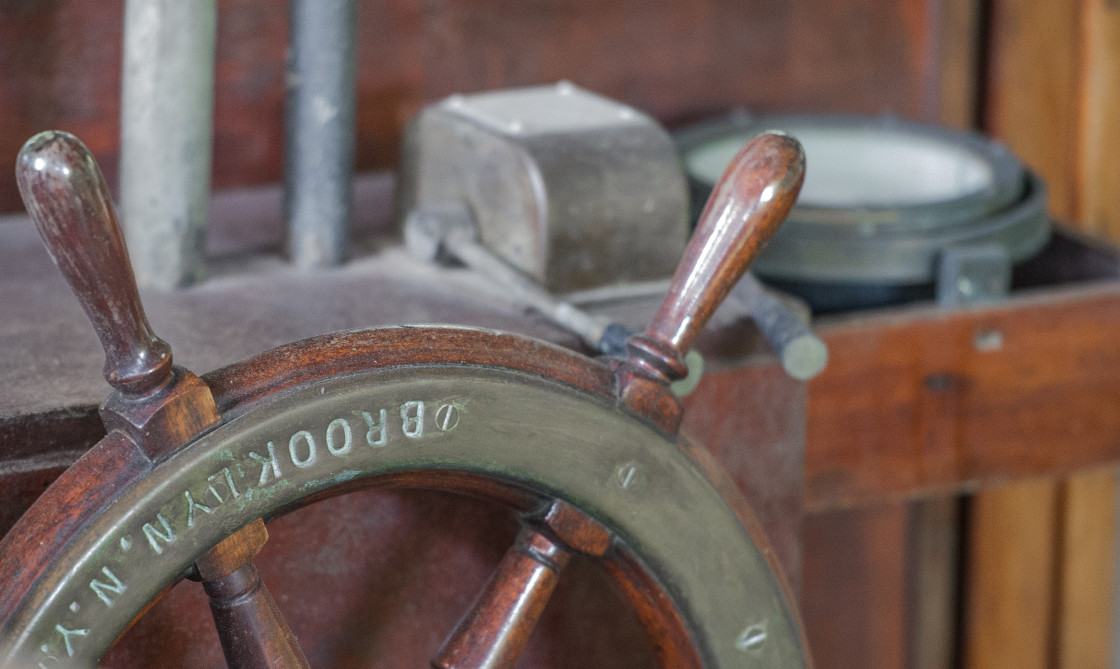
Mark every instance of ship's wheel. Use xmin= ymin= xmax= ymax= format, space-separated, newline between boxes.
xmin=0 ymin=130 xmax=809 ymax=668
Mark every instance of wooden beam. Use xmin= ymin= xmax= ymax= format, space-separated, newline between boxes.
xmin=806 ymin=283 xmax=1120 ymax=509
xmin=1055 ymin=469 xmax=1117 ymax=668
xmin=963 ymin=478 xmax=1059 ymax=669
xmin=801 ymin=505 xmax=909 ymax=669
xmin=937 ymin=0 xmax=983 ymax=129
xmin=1079 ymin=0 xmax=1120 ymax=240
xmin=966 ymin=1 xmax=1119 ymax=667
xmin=984 ymin=0 xmax=1084 ymax=222
xmin=909 ymin=497 xmax=961 ymax=669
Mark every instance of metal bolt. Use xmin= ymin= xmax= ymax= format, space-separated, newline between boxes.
xmin=957 ymin=276 xmax=974 ymax=297
xmin=924 ymin=374 xmax=956 ymax=392
xmin=736 ymin=622 xmax=768 ymax=652
xmin=973 ymin=329 xmax=1004 ymax=352
xmin=616 ymin=462 xmax=639 ymax=490
xmin=435 ymin=403 xmax=461 ymax=432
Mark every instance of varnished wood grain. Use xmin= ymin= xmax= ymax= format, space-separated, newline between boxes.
xmin=198 ymin=519 xmax=309 ymax=668
xmin=1054 ymin=469 xmax=1117 ymax=669
xmin=975 ymin=3 xmax=1120 ymax=666
xmin=805 ymin=283 xmax=1120 ymax=508
xmin=800 ymin=505 xmax=908 ymax=669
xmin=985 ymin=0 xmax=1084 ymax=222
xmin=1080 ymin=0 xmax=1120 ymax=241
xmin=646 ymin=133 xmax=804 ymax=358
xmin=15 ymin=131 xmax=172 ymax=396
xmin=962 ymin=479 xmax=1059 ymax=669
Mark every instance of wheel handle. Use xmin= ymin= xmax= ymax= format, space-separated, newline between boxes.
xmin=16 ymin=130 xmax=172 ymax=397
xmin=17 ymin=131 xmax=222 ymax=460
xmin=16 ymin=131 xmax=306 ymax=667
xmin=617 ymin=132 xmax=806 ymax=432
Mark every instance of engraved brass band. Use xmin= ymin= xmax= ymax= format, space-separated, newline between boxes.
xmin=3 ymin=363 xmax=806 ymax=668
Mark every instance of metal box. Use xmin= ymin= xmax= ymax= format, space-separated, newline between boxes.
xmin=398 ymin=83 xmax=689 ymax=292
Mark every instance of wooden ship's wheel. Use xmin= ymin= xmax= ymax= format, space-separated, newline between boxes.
xmin=0 ymin=130 xmax=809 ymax=668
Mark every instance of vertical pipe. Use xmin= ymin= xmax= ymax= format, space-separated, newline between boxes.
xmin=120 ymin=0 xmax=216 ymax=289
xmin=285 ymin=0 xmax=358 ymax=269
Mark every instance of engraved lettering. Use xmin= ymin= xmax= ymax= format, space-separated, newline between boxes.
xmin=326 ymin=418 xmax=352 ymax=455
xmin=363 ymin=409 xmax=387 ymax=446
xmin=289 ymin=430 xmax=317 ymax=468
xmin=209 ymin=466 xmax=240 ymax=499
xmin=435 ymin=403 xmax=461 ymax=432
xmin=250 ymin=442 xmax=282 ymax=485
xmin=142 ymin=513 xmax=176 ymax=555
xmin=184 ymin=489 xmax=215 ymax=528
xmin=53 ymin=624 xmax=89 ymax=657
xmin=89 ymin=566 xmax=126 ymax=607
xmin=205 ymin=481 xmax=224 ymax=504
xmin=401 ymin=401 xmax=424 ymax=439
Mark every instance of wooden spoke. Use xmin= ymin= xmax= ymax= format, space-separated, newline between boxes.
xmin=432 ymin=526 xmax=572 ymax=669
xmin=196 ymin=520 xmax=310 ymax=669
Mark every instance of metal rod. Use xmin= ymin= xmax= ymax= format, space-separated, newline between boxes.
xmin=728 ymin=274 xmax=828 ymax=381
xmin=285 ymin=0 xmax=358 ymax=269
xmin=404 ymin=207 xmax=708 ymax=396
xmin=120 ymin=0 xmax=216 ymax=289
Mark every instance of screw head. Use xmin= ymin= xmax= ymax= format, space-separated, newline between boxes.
xmin=736 ymin=622 xmax=768 ymax=652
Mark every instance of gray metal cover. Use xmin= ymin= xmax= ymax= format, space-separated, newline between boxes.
xmin=398 ymin=83 xmax=689 ymax=292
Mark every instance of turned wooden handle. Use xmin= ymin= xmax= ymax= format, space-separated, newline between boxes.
xmin=650 ymin=132 xmax=804 ymax=355
xmin=626 ymin=132 xmax=804 ymax=383
xmin=16 ymin=131 xmax=173 ymax=396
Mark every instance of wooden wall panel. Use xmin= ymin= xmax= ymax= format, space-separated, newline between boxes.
xmin=1080 ymin=0 xmax=1120 ymax=240
xmin=963 ymin=478 xmax=1060 ymax=669
xmin=965 ymin=1 xmax=1120 ymax=667
xmin=801 ymin=505 xmax=909 ymax=669
xmin=984 ymin=0 xmax=1084 ymax=222
xmin=1055 ymin=469 xmax=1118 ymax=669
xmin=0 ymin=0 xmax=949 ymax=215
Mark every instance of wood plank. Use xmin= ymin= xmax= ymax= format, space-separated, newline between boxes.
xmin=936 ymin=0 xmax=983 ymax=129
xmin=806 ymin=282 xmax=1120 ymax=509
xmin=970 ymin=1 xmax=1118 ymax=666
xmin=1079 ymin=0 xmax=1120 ymax=240
xmin=908 ymin=497 xmax=961 ymax=669
xmin=801 ymin=505 xmax=909 ymax=669
xmin=984 ymin=0 xmax=1085 ymax=222
xmin=1055 ymin=469 xmax=1117 ymax=669
xmin=962 ymin=478 xmax=1059 ymax=669
xmin=903 ymin=7 xmax=982 ymax=666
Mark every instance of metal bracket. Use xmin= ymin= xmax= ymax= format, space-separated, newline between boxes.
xmin=936 ymin=243 xmax=1012 ymax=307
